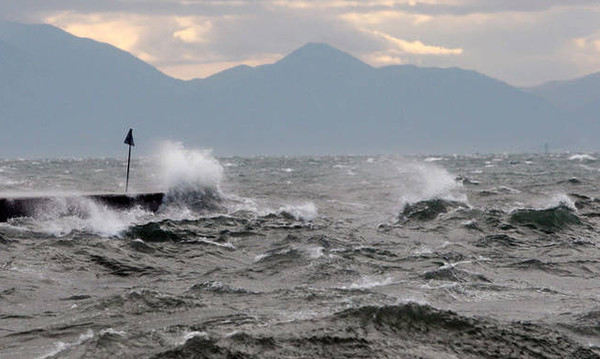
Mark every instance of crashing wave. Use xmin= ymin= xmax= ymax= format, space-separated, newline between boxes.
xmin=277 ymin=202 xmax=318 ymax=221
xmin=157 ymin=142 xmax=226 ymax=215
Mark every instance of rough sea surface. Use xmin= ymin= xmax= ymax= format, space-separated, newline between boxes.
xmin=2 ymin=147 xmax=600 ymax=358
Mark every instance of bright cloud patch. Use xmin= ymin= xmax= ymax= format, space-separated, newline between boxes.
xmin=45 ymin=13 xmax=144 ymax=53
xmin=365 ymin=53 xmax=406 ymax=66
xmin=161 ymin=53 xmax=283 ymax=80
xmin=367 ymin=29 xmax=463 ymax=55
xmin=341 ymin=10 xmax=432 ymax=26
xmin=565 ymin=31 xmax=600 ymax=74
xmin=173 ymin=17 xmax=213 ymax=43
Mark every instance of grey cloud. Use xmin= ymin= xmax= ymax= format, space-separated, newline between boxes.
xmin=3 ymin=0 xmax=598 ymax=21
xmin=133 ymin=3 xmax=382 ymax=66
xmin=382 ymin=0 xmax=598 ymax=16
xmin=0 ymin=0 xmax=256 ymax=21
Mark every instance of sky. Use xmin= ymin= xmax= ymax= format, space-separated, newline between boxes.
xmin=1 ymin=0 xmax=600 ymax=86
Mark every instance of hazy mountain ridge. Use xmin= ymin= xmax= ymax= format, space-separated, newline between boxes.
xmin=526 ymin=72 xmax=600 ymax=111
xmin=525 ymin=72 xmax=600 ymax=149
xmin=0 ymin=21 xmax=586 ymax=157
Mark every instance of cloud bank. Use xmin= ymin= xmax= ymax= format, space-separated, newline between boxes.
xmin=1 ymin=0 xmax=600 ymax=85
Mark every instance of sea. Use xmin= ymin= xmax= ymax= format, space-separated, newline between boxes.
xmin=2 ymin=143 xmax=600 ymax=358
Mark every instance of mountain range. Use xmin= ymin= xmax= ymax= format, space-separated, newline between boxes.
xmin=0 ymin=20 xmax=598 ymax=157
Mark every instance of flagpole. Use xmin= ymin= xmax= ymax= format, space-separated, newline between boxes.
xmin=123 ymin=128 xmax=135 ymax=193
xmin=125 ymin=144 xmax=132 ymax=193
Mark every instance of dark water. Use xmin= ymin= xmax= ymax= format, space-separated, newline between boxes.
xmin=2 ymin=149 xmax=600 ymax=358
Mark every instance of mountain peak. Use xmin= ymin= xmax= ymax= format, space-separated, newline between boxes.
xmin=276 ymin=42 xmax=372 ymax=72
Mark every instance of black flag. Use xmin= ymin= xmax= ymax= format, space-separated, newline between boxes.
xmin=124 ymin=128 xmax=134 ymax=193
xmin=124 ymin=129 xmax=135 ymax=146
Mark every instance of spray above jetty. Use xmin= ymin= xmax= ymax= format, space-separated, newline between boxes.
xmin=0 ymin=129 xmax=166 ymax=222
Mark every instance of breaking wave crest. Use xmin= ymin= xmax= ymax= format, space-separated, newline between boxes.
xmin=395 ymin=162 xmax=468 ymax=221
xmin=397 ymin=162 xmax=466 ymax=207
xmin=13 ymin=196 xmax=153 ymax=237
xmin=277 ymin=202 xmax=318 ymax=221
xmin=158 ymin=141 xmax=225 ymax=215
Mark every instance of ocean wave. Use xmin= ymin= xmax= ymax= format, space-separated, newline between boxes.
xmin=125 ymin=221 xmax=181 ymax=242
xmin=330 ymin=303 xmax=595 ymax=358
xmin=422 ymin=265 xmax=492 ymax=283
xmin=507 ymin=259 xmax=573 ymax=275
xmin=277 ymin=202 xmax=318 ymax=221
xmin=90 ymin=289 xmax=195 ymax=315
xmin=188 ymin=280 xmax=254 ymax=294
xmin=475 ymin=234 xmax=523 ymax=247
xmin=397 ymin=162 xmax=467 ymax=206
xmin=0 ymin=232 xmax=16 ymax=245
xmin=89 ymin=254 xmax=163 ymax=277
xmin=36 ymin=329 xmax=94 ymax=359
xmin=8 ymin=196 xmax=155 ymax=238
xmin=400 ymin=198 xmax=468 ymax=221
xmin=1 ymin=143 xmax=229 ymax=237
xmin=455 ymin=175 xmax=480 ymax=185
xmin=509 ymin=204 xmax=581 ymax=233
xmin=150 ymin=336 xmax=241 ymax=359
xmin=569 ymin=154 xmax=597 ymax=161
xmin=253 ymin=248 xmax=303 ymax=266
xmin=341 ymin=276 xmax=394 ymax=290
xmin=566 ymin=310 xmax=600 ymax=336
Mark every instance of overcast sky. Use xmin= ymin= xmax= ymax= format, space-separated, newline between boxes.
xmin=1 ymin=0 xmax=599 ymax=86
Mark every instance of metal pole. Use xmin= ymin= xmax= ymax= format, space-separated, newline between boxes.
xmin=125 ymin=144 xmax=132 ymax=193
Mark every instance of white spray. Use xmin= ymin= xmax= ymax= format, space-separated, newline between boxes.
xmin=158 ymin=141 xmax=223 ymax=191
xmin=397 ymin=162 xmax=466 ymax=207
xmin=14 ymin=142 xmax=227 ymax=237
xmin=157 ymin=141 xmax=225 ymax=214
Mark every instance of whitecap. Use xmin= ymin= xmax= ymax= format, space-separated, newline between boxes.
xmin=99 ymin=328 xmax=126 ymax=336
xmin=342 ymin=276 xmax=393 ymax=289
xmin=183 ymin=237 xmax=235 ymax=249
xmin=37 ymin=329 xmax=94 ymax=359
xmin=569 ymin=154 xmax=596 ymax=161
xmin=305 ymin=246 xmax=324 ymax=259
xmin=181 ymin=331 xmax=209 ymax=344
xmin=23 ymin=197 xmax=154 ymax=238
xmin=278 ymin=202 xmax=318 ymax=221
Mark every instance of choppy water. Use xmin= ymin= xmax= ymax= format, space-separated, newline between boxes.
xmin=2 ymin=147 xmax=600 ymax=358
